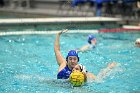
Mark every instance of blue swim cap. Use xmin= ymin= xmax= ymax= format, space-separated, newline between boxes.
xmin=88 ymin=35 xmax=96 ymax=44
xmin=66 ymin=50 xmax=79 ymax=62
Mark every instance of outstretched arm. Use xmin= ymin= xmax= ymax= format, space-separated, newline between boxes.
xmin=54 ymin=29 xmax=68 ymax=72
xmin=86 ymin=62 xmax=118 ymax=81
xmin=77 ymin=44 xmax=90 ymax=52
xmin=86 ymin=72 xmax=96 ymax=80
xmin=95 ymin=62 xmax=118 ymax=82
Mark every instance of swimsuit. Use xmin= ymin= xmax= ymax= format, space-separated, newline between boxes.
xmin=57 ymin=65 xmax=72 ymax=79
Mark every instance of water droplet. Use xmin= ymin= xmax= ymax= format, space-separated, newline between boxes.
xmin=8 ymin=40 xmax=12 ymax=42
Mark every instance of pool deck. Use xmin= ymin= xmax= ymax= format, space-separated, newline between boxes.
xmin=0 ymin=17 xmax=122 ymax=25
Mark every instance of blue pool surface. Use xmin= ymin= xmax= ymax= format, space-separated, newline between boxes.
xmin=0 ymin=31 xmax=140 ymax=93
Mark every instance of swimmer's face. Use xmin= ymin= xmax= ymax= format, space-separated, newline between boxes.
xmin=67 ymin=56 xmax=78 ymax=68
xmin=72 ymin=65 xmax=81 ymax=72
xmin=91 ymin=38 xmax=96 ymax=45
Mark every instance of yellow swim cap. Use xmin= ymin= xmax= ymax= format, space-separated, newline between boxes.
xmin=69 ymin=71 xmax=85 ymax=87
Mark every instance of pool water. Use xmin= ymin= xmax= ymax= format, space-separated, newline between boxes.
xmin=0 ymin=31 xmax=140 ymax=93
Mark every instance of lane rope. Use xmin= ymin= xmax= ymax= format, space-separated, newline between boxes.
xmin=0 ymin=30 xmax=98 ymax=36
xmin=99 ymin=28 xmax=140 ymax=33
xmin=0 ymin=27 xmax=139 ymax=36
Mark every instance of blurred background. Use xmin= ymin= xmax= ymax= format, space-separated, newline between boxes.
xmin=0 ymin=0 xmax=140 ymax=25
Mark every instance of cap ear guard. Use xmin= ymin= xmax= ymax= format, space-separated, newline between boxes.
xmin=88 ymin=39 xmax=92 ymax=44
xmin=79 ymin=64 xmax=87 ymax=73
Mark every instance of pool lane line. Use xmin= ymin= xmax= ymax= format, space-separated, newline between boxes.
xmin=1 ymin=27 xmax=140 ymax=36
xmin=123 ymin=25 xmax=140 ymax=29
xmin=0 ymin=17 xmax=121 ymax=24
xmin=0 ymin=30 xmax=98 ymax=36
